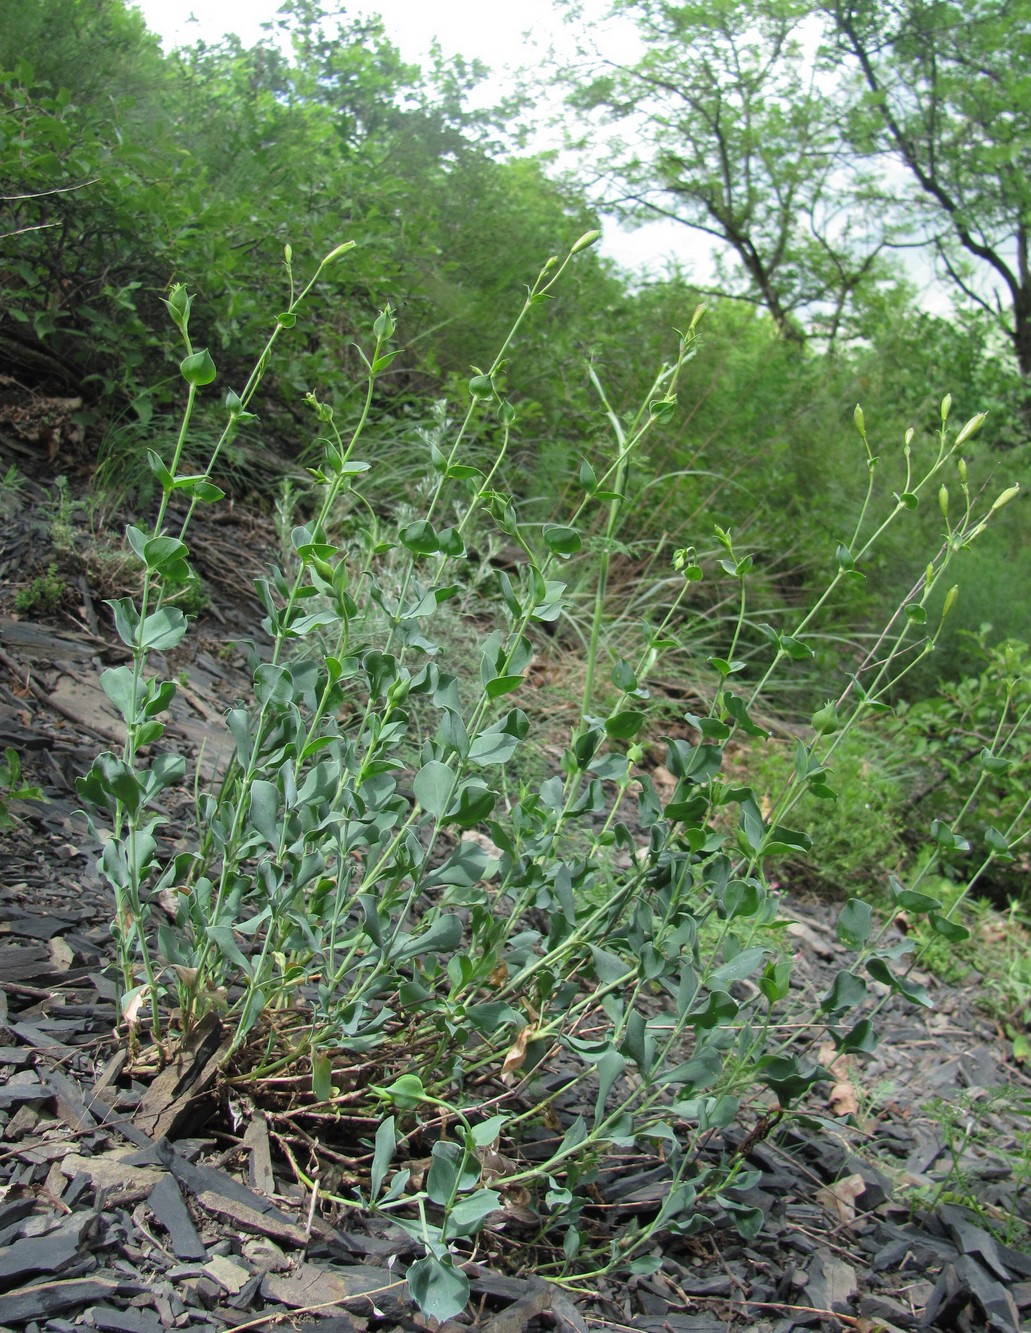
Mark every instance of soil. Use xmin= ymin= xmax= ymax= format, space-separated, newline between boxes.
xmin=1 ymin=421 xmax=1030 ymax=1333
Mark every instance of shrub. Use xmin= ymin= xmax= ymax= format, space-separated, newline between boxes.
xmin=748 ymin=725 xmax=908 ymax=893
xmin=893 ymin=631 xmax=1031 ymax=904
xmin=76 ymin=237 xmax=1024 ymax=1317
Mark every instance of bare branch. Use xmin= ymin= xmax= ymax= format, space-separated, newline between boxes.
xmin=1 ymin=179 xmax=100 ymax=202
xmin=0 ymin=220 xmax=62 ymax=240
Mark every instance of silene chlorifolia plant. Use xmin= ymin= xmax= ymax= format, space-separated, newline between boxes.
xmin=76 ymin=234 xmax=1024 ymax=1318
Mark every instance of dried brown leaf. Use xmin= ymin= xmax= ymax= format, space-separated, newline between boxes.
xmin=816 ymin=1171 xmax=866 ymax=1225
xmin=502 ymin=1025 xmax=533 ymax=1077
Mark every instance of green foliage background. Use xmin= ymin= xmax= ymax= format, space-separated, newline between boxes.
xmin=2 ymin=0 xmax=1028 ymax=683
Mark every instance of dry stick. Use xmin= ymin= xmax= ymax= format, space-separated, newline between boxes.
xmin=223 ymin=1275 xmax=411 ymax=1332
xmin=303 ymin=1175 xmax=320 ymax=1251
xmin=0 ymin=982 xmax=68 ymax=999
xmin=2 ymin=180 xmax=101 ymax=200
xmin=0 ymin=221 xmax=62 ymax=239
xmin=0 ymin=1118 xmax=107 ymax=1165
xmin=737 ymin=1300 xmax=862 ymax=1328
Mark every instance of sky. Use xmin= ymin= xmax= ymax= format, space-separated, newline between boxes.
xmin=133 ymin=1 xmax=951 ymax=308
xmin=137 ymin=0 xmax=573 ymax=71
xmin=132 ymin=0 xmax=692 ymax=276
xmin=134 ymin=0 xmax=576 ymax=70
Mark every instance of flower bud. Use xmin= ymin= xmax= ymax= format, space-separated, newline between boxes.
xmin=811 ymin=700 xmax=840 ymax=735
xmin=167 ymin=284 xmax=190 ymax=318
xmin=854 ymin=404 xmax=865 ymax=436
xmin=955 ymin=412 xmax=987 ymax=447
xmin=990 ymin=484 xmax=1020 ymax=512
xmin=940 ymin=393 xmax=952 ymax=422
xmin=673 ymin=546 xmax=702 ymax=581
xmin=938 ymin=485 xmax=949 ymax=519
xmin=323 ymin=240 xmax=356 ymax=265
xmin=941 ymin=585 xmax=959 ymax=621
xmin=957 ymin=457 xmax=967 ymax=483
xmin=570 ymin=229 xmax=602 ymax=255
xmin=373 ymin=306 xmax=396 ymax=342
xmin=164 ymin=284 xmax=192 ymax=332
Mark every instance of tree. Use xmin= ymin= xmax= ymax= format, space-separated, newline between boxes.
xmin=0 ymin=0 xmax=181 ymax=396
xmin=561 ymin=0 xmax=1031 ymax=382
xmin=0 ymin=0 xmax=618 ymax=467
xmin=561 ymin=0 xmax=890 ymax=343
xmin=0 ymin=0 xmax=498 ymax=419
xmin=823 ymin=0 xmax=1031 ymax=386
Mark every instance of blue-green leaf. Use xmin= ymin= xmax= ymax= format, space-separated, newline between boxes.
xmin=414 ymin=761 xmax=455 ymax=818
xmin=370 ymin=1117 xmax=396 ymax=1201
xmin=406 ymin=1255 xmax=469 ymax=1322
xmin=542 ymin=524 xmax=581 ymax=556
xmin=836 ymin=898 xmax=873 ymax=948
xmin=180 ymin=349 xmax=216 ymax=386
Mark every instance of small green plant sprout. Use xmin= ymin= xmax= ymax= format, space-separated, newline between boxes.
xmin=357 ymin=1075 xmax=509 ymax=1318
xmin=48 ymin=473 xmax=84 ymax=554
xmin=0 ymin=465 xmax=25 ymax=517
xmin=906 ymin=1088 xmax=1031 ymax=1248
xmin=14 ymin=562 xmax=66 ymax=615
xmin=76 ymin=237 xmax=1021 ymax=1318
xmin=0 ymin=747 xmax=45 ymax=830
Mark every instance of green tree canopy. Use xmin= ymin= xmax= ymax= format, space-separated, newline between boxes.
xmin=824 ymin=0 xmax=1031 ymax=384
xmin=560 ymin=0 xmax=892 ymax=344
xmin=559 ymin=0 xmax=1031 ymax=395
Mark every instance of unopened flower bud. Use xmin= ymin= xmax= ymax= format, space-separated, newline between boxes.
xmin=955 ymin=412 xmax=987 ymax=447
xmin=854 ymin=404 xmax=865 ymax=436
xmin=164 ymin=284 xmax=192 ymax=331
xmin=373 ymin=306 xmax=396 ymax=342
xmin=811 ymin=700 xmax=840 ymax=735
xmin=938 ymin=485 xmax=949 ymax=518
xmin=990 ymin=484 xmax=1020 ymax=512
xmin=570 ymin=229 xmax=601 ymax=255
xmin=323 ymin=240 xmax=356 ymax=265
xmin=941 ymin=585 xmax=959 ymax=620
xmin=940 ymin=393 xmax=952 ymax=422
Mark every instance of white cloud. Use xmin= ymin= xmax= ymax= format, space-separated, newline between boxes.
xmin=135 ymin=0 xmax=568 ymax=73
